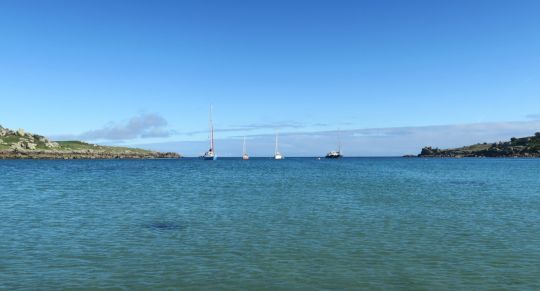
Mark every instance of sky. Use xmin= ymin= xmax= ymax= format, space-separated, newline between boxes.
xmin=1 ymin=0 xmax=539 ymax=156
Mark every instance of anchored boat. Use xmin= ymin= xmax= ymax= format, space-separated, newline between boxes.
xmin=325 ymin=130 xmax=343 ymax=159
xmin=242 ymin=136 xmax=249 ymax=160
xmin=274 ymin=132 xmax=284 ymax=160
xmin=201 ymin=106 xmax=217 ymax=160
xmin=325 ymin=150 xmax=342 ymax=159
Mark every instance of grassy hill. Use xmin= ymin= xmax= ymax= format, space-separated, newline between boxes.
xmin=0 ymin=126 xmax=180 ymax=159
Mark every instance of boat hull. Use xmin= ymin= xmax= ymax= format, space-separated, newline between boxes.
xmin=325 ymin=155 xmax=342 ymax=159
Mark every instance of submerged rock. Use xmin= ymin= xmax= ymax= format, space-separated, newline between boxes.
xmin=146 ymin=222 xmax=185 ymax=231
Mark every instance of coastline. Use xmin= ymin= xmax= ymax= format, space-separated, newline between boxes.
xmin=0 ymin=126 xmax=180 ymax=159
xmin=413 ymin=133 xmax=540 ymax=158
xmin=0 ymin=149 xmax=180 ymax=160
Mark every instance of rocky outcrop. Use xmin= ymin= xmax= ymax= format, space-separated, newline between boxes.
xmin=10 ymin=141 xmax=37 ymax=150
xmin=45 ymin=141 xmax=59 ymax=148
xmin=0 ymin=127 xmax=9 ymax=137
xmin=416 ymin=132 xmax=540 ymax=158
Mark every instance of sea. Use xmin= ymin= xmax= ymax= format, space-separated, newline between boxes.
xmin=1 ymin=158 xmax=539 ymax=289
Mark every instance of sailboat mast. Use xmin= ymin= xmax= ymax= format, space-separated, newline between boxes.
xmin=338 ymin=129 xmax=341 ymax=153
xmin=209 ymin=105 xmax=214 ymax=151
xmin=275 ymin=132 xmax=279 ymax=154
xmin=243 ymin=136 xmax=246 ymax=155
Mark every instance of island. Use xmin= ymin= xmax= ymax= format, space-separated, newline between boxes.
xmin=0 ymin=125 xmax=180 ymax=159
xmin=415 ymin=132 xmax=540 ymax=158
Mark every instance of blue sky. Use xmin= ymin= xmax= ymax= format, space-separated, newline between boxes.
xmin=1 ymin=0 xmax=539 ymax=156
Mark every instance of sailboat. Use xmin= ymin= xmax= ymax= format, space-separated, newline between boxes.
xmin=242 ymin=136 xmax=249 ymax=160
xmin=274 ymin=132 xmax=284 ymax=160
xmin=201 ymin=106 xmax=217 ymax=160
xmin=325 ymin=130 xmax=343 ymax=159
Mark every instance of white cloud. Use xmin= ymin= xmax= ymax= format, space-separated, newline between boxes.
xmin=53 ymin=113 xmax=173 ymax=141
xmin=526 ymin=113 xmax=540 ymax=120
xmin=181 ymin=121 xmax=327 ymax=136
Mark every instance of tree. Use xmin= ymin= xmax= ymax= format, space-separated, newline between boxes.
xmin=535 ymin=132 xmax=540 ymax=138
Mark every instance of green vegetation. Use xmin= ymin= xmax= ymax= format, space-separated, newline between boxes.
xmin=419 ymin=132 xmax=540 ymax=157
xmin=447 ymin=143 xmax=492 ymax=152
xmin=509 ymin=135 xmax=540 ymax=150
xmin=55 ymin=141 xmax=154 ymax=154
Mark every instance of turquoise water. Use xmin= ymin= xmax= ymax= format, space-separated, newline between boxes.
xmin=1 ymin=158 xmax=539 ymax=289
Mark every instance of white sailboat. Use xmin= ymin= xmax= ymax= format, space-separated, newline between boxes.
xmin=242 ymin=136 xmax=249 ymax=160
xmin=274 ymin=132 xmax=284 ymax=160
xmin=201 ymin=106 xmax=217 ymax=160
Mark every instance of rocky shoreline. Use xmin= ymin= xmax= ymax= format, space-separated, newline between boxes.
xmin=417 ymin=147 xmax=540 ymax=158
xmin=0 ymin=149 xmax=180 ymax=160
xmin=414 ymin=132 xmax=540 ymax=158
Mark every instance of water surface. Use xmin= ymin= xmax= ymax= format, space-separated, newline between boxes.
xmin=1 ymin=158 xmax=539 ymax=289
